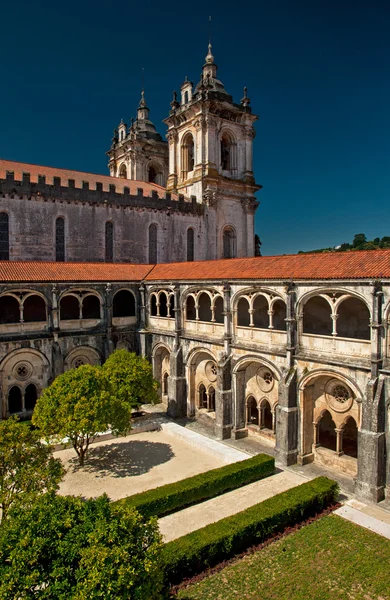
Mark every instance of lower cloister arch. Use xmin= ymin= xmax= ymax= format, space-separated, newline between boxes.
xmin=299 ymin=370 xmax=361 ymax=476
xmin=186 ymin=348 xmax=217 ymax=418
xmin=152 ymin=343 xmax=171 ymax=405
xmin=0 ymin=348 xmax=49 ymax=419
xmin=233 ymin=356 xmax=280 ymax=441
xmin=64 ymin=346 xmax=101 ymax=371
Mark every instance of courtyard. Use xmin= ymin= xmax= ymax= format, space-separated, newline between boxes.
xmin=57 ymin=427 xmax=228 ymax=501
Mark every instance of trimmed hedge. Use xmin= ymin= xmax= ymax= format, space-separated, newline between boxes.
xmin=162 ymin=475 xmax=339 ymax=584
xmin=114 ymin=453 xmax=274 ymax=519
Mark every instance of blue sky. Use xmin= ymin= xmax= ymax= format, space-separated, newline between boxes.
xmin=0 ymin=0 xmax=389 ymax=255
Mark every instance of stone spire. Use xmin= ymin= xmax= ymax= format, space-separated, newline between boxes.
xmin=205 ymin=42 xmax=214 ymax=64
xmin=137 ymin=89 xmax=149 ymax=121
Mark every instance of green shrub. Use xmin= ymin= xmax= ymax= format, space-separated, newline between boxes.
xmin=114 ymin=454 xmax=274 ymax=518
xmin=162 ymin=476 xmax=339 ymax=584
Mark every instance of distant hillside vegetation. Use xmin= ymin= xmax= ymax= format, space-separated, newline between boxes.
xmin=298 ymin=234 xmax=390 ymax=254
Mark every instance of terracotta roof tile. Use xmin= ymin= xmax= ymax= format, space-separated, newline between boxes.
xmin=0 ymin=159 xmax=182 ymax=200
xmin=145 ymin=249 xmax=390 ymax=281
xmin=0 ymin=262 xmax=154 ymax=283
xmin=0 ymin=250 xmax=389 ymax=283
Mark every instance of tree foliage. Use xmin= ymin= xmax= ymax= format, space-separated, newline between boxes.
xmin=103 ymin=350 xmax=159 ymax=410
xmin=0 ymin=493 xmax=165 ymax=599
xmin=0 ymin=417 xmax=64 ymax=523
xmin=32 ymin=364 xmax=132 ymax=466
xmin=299 ymin=233 xmax=390 ymax=254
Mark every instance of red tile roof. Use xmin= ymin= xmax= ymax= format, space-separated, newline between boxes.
xmin=0 ymin=250 xmax=389 ymax=283
xmin=0 ymin=159 xmax=177 ymax=200
xmin=145 ymin=249 xmax=390 ymax=281
xmin=0 ymin=262 xmax=154 ymax=282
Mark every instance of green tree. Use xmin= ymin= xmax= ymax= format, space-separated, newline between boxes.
xmin=33 ymin=364 xmax=132 ymax=466
xmin=103 ymin=350 xmax=159 ymax=410
xmin=352 ymin=233 xmax=367 ymax=248
xmin=0 ymin=493 xmax=165 ymax=599
xmin=0 ymin=417 xmax=64 ymax=523
xmin=361 ymin=242 xmax=377 ymax=250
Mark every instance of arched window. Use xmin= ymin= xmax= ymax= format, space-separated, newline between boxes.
xmin=105 ymin=222 xmax=114 ymax=262
xmin=186 ymin=296 xmax=196 ymax=320
xmin=253 ymin=295 xmax=269 ymax=329
xmin=149 ymin=224 xmax=157 ymax=263
xmin=113 ymin=290 xmax=135 ymax=318
xmin=187 ymin=228 xmax=194 ymax=262
xmin=260 ymin=399 xmax=273 ymax=430
xmin=151 ymin=295 xmax=158 ymax=316
xmin=159 ymin=292 xmax=168 ymax=317
xmin=272 ymin=300 xmax=287 ymax=331
xmin=246 ymin=396 xmax=259 ymax=425
xmin=0 ymin=295 xmax=20 ymax=324
xmin=181 ymin=132 xmax=194 ymax=175
xmin=222 ymin=227 xmax=236 ymax=259
xmin=148 ymin=165 xmax=157 ymax=183
xmin=198 ymin=293 xmax=212 ymax=322
xmin=342 ymin=417 xmax=358 ymax=458
xmin=318 ymin=410 xmax=337 ymax=451
xmin=198 ymin=384 xmax=207 ymax=409
xmin=337 ymin=297 xmax=370 ymax=340
xmin=237 ymin=297 xmax=250 ymax=327
xmin=220 ymin=132 xmax=236 ymax=171
xmin=60 ymin=295 xmax=79 ymax=320
xmin=82 ymin=295 xmax=100 ymax=319
xmin=119 ymin=164 xmax=127 ymax=178
xmin=214 ymin=296 xmax=224 ymax=324
xmin=25 ymin=384 xmax=38 ymax=411
xmin=184 ymin=90 xmax=189 ymax=104
xmin=23 ymin=295 xmax=46 ymax=322
xmin=169 ymin=295 xmax=175 ymax=317
xmin=303 ymin=296 xmax=332 ymax=336
xmin=8 ymin=386 xmax=22 ymax=414
xmin=0 ymin=212 xmax=9 ymax=260
xmin=55 ymin=217 xmax=65 ymax=262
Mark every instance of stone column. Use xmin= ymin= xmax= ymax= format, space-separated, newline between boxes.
xmin=335 ymin=428 xmax=343 ymax=455
xmin=275 ymin=366 xmax=298 ymax=466
xmin=285 ymin=282 xmax=297 ymax=369
xmin=104 ymin=283 xmax=114 ymax=359
xmin=215 ymin=354 xmax=233 ymax=440
xmin=355 ymin=375 xmax=386 ymax=503
xmin=138 ymin=284 xmax=147 ymax=358
xmin=166 ymin=131 xmax=178 ymax=191
xmin=167 ymin=285 xmax=187 ymax=418
xmin=50 ymin=285 xmax=63 ymax=378
xmin=370 ymin=281 xmax=384 ymax=379
xmin=232 ymin=369 xmax=247 ymax=439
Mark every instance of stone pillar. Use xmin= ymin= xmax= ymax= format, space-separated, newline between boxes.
xmin=50 ymin=285 xmax=63 ymax=378
xmin=215 ymin=354 xmax=233 ymax=440
xmin=104 ymin=283 xmax=114 ymax=358
xmin=138 ymin=284 xmax=147 ymax=357
xmin=335 ymin=428 xmax=343 ymax=455
xmin=232 ymin=369 xmax=247 ymax=439
xmin=355 ymin=375 xmax=386 ymax=503
xmin=285 ymin=282 xmax=297 ymax=369
xmin=166 ymin=131 xmax=178 ymax=191
xmin=370 ymin=281 xmax=384 ymax=379
xmin=167 ymin=285 xmax=187 ymax=418
xmin=275 ymin=366 xmax=298 ymax=466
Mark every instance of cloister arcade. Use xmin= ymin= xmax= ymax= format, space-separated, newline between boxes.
xmin=186 ymin=349 xmax=218 ymax=418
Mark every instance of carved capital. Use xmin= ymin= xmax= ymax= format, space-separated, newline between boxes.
xmin=203 ymin=186 xmax=218 ymax=208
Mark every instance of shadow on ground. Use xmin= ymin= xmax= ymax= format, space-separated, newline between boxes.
xmin=69 ymin=440 xmax=175 ymax=478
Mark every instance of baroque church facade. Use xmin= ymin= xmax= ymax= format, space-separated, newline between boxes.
xmin=0 ymin=45 xmax=389 ymax=505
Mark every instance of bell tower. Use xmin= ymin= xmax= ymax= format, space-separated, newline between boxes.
xmin=164 ymin=44 xmax=261 ymax=258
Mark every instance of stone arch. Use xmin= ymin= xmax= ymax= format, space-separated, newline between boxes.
xmin=186 ymin=348 xmax=217 ymax=417
xmin=0 ymin=294 xmax=20 ymax=324
xmin=181 ymin=131 xmax=195 ymax=174
xmin=220 ymin=129 xmax=237 ymax=172
xmin=64 ymin=346 xmax=101 ymax=371
xmin=152 ymin=343 xmax=171 ymax=405
xmin=233 ymin=356 xmax=280 ymax=441
xmin=246 ymin=395 xmax=259 ymax=425
xmin=271 ymin=298 xmax=287 ymax=331
xmin=150 ymin=292 xmax=158 ymax=317
xmin=336 ymin=297 xmax=370 ymax=340
xmin=299 ymin=370 xmax=361 ymax=476
xmin=148 ymin=162 xmax=163 ymax=185
xmin=0 ymin=348 xmax=50 ymax=418
xmin=159 ymin=291 xmax=168 ymax=318
xmin=341 ymin=415 xmax=358 ymax=458
xmin=186 ymin=295 xmax=196 ymax=321
xmin=198 ymin=292 xmax=212 ymax=322
xmin=222 ymin=225 xmax=236 ymax=259
xmin=213 ymin=296 xmax=224 ymax=324
xmin=252 ymin=294 xmax=269 ymax=329
xmin=302 ymin=295 xmax=333 ymax=336
xmin=237 ymin=297 xmax=250 ymax=327
xmin=22 ymin=294 xmax=47 ymax=322
xmin=81 ymin=294 xmax=101 ymax=319
xmin=113 ymin=289 xmax=136 ymax=318
xmin=24 ymin=383 xmax=38 ymax=411
xmin=8 ymin=386 xmax=22 ymax=414
xmin=119 ymin=163 xmax=127 ymax=178
xmin=60 ymin=293 xmax=80 ymax=320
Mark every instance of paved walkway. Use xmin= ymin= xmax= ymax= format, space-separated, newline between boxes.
xmin=159 ymin=470 xmax=304 ymax=542
xmin=335 ymin=504 xmax=390 ymax=539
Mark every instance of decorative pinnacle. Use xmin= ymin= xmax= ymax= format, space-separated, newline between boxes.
xmin=241 ymin=86 xmax=251 ymax=107
xmin=170 ymin=90 xmax=179 ymax=110
xmin=205 ymin=42 xmax=214 ymax=64
xmin=138 ymin=89 xmax=147 ymax=108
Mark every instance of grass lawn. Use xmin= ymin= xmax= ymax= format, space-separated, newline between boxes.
xmin=177 ymin=515 xmax=390 ymax=600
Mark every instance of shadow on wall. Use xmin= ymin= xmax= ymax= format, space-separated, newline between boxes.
xmin=69 ymin=439 xmax=175 ymax=478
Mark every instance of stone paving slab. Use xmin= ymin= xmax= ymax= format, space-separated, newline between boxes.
xmin=344 ymin=499 xmax=390 ymax=526
xmin=159 ymin=470 xmax=304 ymax=543
xmin=335 ymin=504 xmax=390 ymax=540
